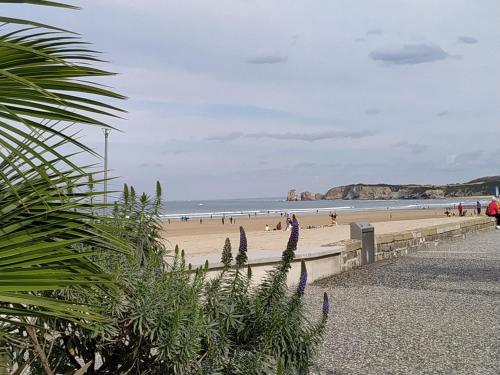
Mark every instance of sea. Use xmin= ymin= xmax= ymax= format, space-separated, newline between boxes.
xmin=161 ymin=197 xmax=488 ymax=219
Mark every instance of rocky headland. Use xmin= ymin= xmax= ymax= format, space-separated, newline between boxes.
xmin=287 ymin=176 xmax=500 ymax=201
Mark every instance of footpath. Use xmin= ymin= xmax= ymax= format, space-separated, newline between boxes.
xmin=306 ymin=229 xmax=500 ymax=375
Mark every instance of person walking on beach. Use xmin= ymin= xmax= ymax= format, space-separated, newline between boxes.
xmin=230 ymin=217 xmax=233 ymax=224
xmin=486 ymin=198 xmax=500 ymax=229
xmin=476 ymin=201 xmax=482 ymax=215
xmin=458 ymin=202 xmax=464 ymax=217
xmin=222 ymin=216 xmax=225 ymax=225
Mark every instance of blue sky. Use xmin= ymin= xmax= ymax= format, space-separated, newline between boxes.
xmin=11 ymin=0 xmax=500 ymax=199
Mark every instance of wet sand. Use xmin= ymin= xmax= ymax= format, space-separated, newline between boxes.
xmin=161 ymin=208 xmax=482 ymax=258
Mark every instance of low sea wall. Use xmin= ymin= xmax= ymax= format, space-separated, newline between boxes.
xmin=204 ymin=217 xmax=495 ymax=285
xmin=340 ymin=216 xmax=494 ymax=273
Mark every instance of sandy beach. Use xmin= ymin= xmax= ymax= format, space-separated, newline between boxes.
xmin=161 ymin=208 xmax=482 ymax=259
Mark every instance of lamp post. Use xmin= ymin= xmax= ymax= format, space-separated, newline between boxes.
xmin=103 ymin=128 xmax=111 ymax=207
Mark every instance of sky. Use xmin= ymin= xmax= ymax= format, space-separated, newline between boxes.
xmin=10 ymin=0 xmax=500 ymax=200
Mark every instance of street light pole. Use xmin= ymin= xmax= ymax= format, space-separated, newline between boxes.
xmin=103 ymin=128 xmax=111 ymax=208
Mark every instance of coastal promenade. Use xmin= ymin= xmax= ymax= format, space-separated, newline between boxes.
xmin=306 ymin=229 xmax=500 ymax=374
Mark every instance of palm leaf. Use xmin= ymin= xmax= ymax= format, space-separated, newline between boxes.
xmin=0 ymin=139 xmax=129 ymax=321
xmin=0 ymin=1 xmax=77 ymax=9
xmin=0 ymin=0 xmax=128 ymax=338
xmin=0 ymin=16 xmax=126 ymax=187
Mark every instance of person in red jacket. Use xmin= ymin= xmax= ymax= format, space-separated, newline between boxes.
xmin=486 ymin=198 xmax=500 ymax=229
xmin=457 ymin=202 xmax=464 ymax=216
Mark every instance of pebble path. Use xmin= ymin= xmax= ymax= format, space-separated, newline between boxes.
xmin=305 ymin=229 xmax=500 ymax=374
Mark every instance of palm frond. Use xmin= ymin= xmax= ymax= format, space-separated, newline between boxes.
xmin=0 ymin=1 xmax=77 ymax=10
xmin=0 ymin=13 xmax=126 ymax=185
xmin=0 ymin=0 xmax=127 ymax=333
xmin=0 ymin=135 xmax=129 ymax=323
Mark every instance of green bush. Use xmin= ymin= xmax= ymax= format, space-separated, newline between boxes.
xmin=201 ymin=222 xmax=328 ymax=374
xmin=8 ymin=184 xmax=328 ymax=374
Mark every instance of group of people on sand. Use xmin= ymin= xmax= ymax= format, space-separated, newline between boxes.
xmin=445 ymin=198 xmax=500 ymax=229
xmin=265 ymin=212 xmax=337 ymax=232
xmin=266 ymin=214 xmax=297 ymax=232
xmin=445 ymin=201 xmax=484 ymax=217
xmin=220 ymin=216 xmax=236 ymax=225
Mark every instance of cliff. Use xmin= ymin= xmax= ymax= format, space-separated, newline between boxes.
xmin=287 ymin=176 xmax=500 ymax=201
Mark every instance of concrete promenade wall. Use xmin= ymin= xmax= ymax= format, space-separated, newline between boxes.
xmin=204 ymin=217 xmax=495 ymax=286
xmin=340 ymin=216 xmax=495 ymax=274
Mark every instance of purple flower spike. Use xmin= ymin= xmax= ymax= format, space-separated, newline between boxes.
xmin=238 ymin=226 xmax=247 ymax=253
xmin=297 ymin=260 xmax=308 ymax=296
xmin=236 ymin=226 xmax=248 ymax=266
xmin=322 ymin=292 xmax=329 ymax=317
xmin=286 ymin=218 xmax=299 ymax=251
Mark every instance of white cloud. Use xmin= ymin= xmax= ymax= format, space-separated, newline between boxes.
xmin=370 ymin=44 xmax=449 ymax=65
xmin=457 ymin=36 xmax=478 ymax=44
xmin=246 ymin=53 xmax=288 ymax=64
xmin=392 ymin=141 xmax=428 ymax=154
xmin=206 ymin=129 xmax=377 ymax=142
xmin=366 ymin=29 xmax=383 ymax=35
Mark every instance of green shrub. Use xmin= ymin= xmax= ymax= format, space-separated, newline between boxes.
xmin=201 ymin=220 xmax=328 ymax=374
xmin=9 ymin=185 xmax=328 ymax=374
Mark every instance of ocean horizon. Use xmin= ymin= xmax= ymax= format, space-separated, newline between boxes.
xmin=161 ymin=197 xmax=487 ymax=219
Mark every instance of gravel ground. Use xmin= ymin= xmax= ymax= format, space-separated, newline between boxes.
xmin=304 ymin=229 xmax=500 ymax=375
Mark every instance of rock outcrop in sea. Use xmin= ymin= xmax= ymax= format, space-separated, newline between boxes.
xmin=287 ymin=176 xmax=500 ymax=201
xmin=300 ymin=191 xmax=315 ymax=201
xmin=287 ymin=189 xmax=300 ymax=201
